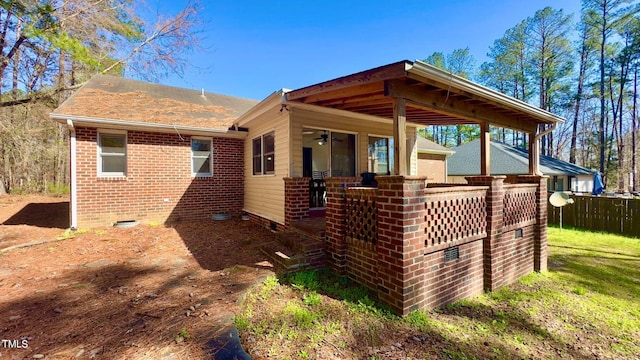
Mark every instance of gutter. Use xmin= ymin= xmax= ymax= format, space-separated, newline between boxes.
xmin=66 ymin=119 xmax=78 ymax=230
xmin=418 ymin=148 xmax=455 ymax=157
xmin=531 ymin=122 xmax=557 ymax=175
xmin=50 ymin=114 xmax=247 ymax=139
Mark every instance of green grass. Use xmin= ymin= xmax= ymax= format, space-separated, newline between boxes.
xmin=237 ymin=227 xmax=640 ymax=359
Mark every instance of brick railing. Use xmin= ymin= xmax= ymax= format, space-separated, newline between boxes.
xmin=424 ymin=186 xmax=489 ymax=252
xmin=503 ymin=184 xmax=538 ymax=231
xmin=325 ymin=174 xmax=548 ymax=315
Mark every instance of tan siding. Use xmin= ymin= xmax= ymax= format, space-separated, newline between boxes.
xmin=448 ymin=175 xmax=468 ymax=184
xmin=418 ymin=153 xmax=447 ymax=182
xmin=290 ymin=108 xmax=417 ymax=177
xmin=243 ymin=105 xmax=289 ymax=224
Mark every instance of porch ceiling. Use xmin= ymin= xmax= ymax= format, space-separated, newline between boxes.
xmin=286 ymin=60 xmax=564 ymax=133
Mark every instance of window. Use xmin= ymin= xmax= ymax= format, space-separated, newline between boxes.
xmin=98 ymin=131 xmax=126 ymax=176
xmin=191 ymin=138 xmax=212 ymax=176
xmin=368 ymin=136 xmax=394 ymax=175
xmin=331 ymin=132 xmax=356 ymax=176
xmin=253 ymin=132 xmax=275 ymax=175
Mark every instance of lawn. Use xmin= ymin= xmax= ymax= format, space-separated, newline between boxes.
xmin=236 ymin=226 xmax=640 ymax=360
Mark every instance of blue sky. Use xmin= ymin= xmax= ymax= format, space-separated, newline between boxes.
xmin=151 ymin=0 xmax=582 ymax=101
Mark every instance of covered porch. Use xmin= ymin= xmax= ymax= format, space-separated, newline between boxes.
xmin=279 ymin=60 xmax=562 ymax=314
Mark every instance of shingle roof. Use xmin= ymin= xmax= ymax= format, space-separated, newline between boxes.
xmin=416 ymin=136 xmax=455 ymax=155
xmin=448 ymin=139 xmax=595 ymax=176
xmin=52 ymin=74 xmax=259 ymax=131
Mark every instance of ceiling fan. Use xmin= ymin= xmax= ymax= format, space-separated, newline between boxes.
xmin=313 ymin=130 xmax=342 ymax=145
xmin=314 ymin=131 xmax=329 ymax=144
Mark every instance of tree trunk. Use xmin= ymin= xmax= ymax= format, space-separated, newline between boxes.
xmin=633 ymin=64 xmax=638 ymax=192
xmin=570 ymin=27 xmax=590 ymax=164
xmin=599 ymin=9 xmax=607 ymax=175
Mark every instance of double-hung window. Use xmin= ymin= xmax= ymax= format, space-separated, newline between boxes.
xmin=252 ymin=132 xmax=275 ymax=175
xmin=98 ymin=131 xmax=127 ymax=176
xmin=191 ymin=138 xmax=212 ymax=177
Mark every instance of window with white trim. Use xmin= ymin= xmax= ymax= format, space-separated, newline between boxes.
xmin=252 ymin=131 xmax=275 ymax=175
xmin=98 ymin=131 xmax=127 ymax=176
xmin=191 ymin=138 xmax=212 ymax=176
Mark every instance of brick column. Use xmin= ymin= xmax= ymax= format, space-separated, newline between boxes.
xmin=516 ymin=175 xmax=548 ymax=272
xmin=324 ymin=178 xmax=351 ymax=274
xmin=466 ymin=176 xmax=506 ymax=291
xmin=375 ymin=175 xmax=427 ymax=315
xmin=283 ymin=177 xmax=310 ymax=228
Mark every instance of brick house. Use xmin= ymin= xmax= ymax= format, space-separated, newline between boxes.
xmin=51 ymin=75 xmax=258 ymax=228
xmin=52 ymin=60 xmax=564 ymax=314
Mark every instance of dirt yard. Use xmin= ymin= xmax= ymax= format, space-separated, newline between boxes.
xmin=0 ymin=195 xmax=275 ymax=359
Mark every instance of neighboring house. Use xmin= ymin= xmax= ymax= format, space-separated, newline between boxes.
xmin=416 ymin=136 xmax=454 ymax=183
xmin=447 ymin=139 xmax=595 ymax=192
xmin=53 ymin=60 xmax=565 ymax=314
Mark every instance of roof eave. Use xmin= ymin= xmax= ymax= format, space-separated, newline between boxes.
xmin=50 ymin=113 xmax=247 ymax=139
xmin=408 ymin=60 xmax=566 ymax=125
xmin=234 ymin=89 xmax=288 ymax=127
xmin=418 ymin=148 xmax=455 ymax=156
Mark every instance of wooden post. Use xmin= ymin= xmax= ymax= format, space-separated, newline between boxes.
xmin=480 ymin=122 xmax=490 ymax=176
xmin=393 ymin=97 xmax=407 ymax=176
xmin=528 ymin=132 xmax=540 ymax=175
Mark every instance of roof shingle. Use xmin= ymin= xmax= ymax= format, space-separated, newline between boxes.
xmin=448 ymin=139 xmax=595 ymax=176
xmin=52 ymin=74 xmax=259 ymax=131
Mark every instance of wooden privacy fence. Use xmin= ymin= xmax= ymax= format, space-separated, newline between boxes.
xmin=548 ymin=195 xmax=640 ymax=237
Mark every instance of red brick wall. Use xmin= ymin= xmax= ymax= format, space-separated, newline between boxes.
xmin=74 ymin=127 xmax=243 ymax=228
xmin=498 ymin=226 xmax=535 ymax=285
xmin=344 ymin=187 xmax=378 ymax=290
xmin=324 ymin=177 xmax=360 ymax=274
xmin=283 ymin=177 xmax=310 ymax=227
xmin=376 ymin=176 xmax=428 ymax=315
xmin=423 ymin=240 xmax=484 ymax=309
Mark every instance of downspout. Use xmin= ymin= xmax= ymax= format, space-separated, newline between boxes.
xmin=66 ymin=119 xmax=78 ymax=230
xmin=532 ymin=122 xmax=557 ymax=175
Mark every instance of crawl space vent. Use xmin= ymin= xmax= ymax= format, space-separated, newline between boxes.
xmin=444 ymin=247 xmax=459 ymax=262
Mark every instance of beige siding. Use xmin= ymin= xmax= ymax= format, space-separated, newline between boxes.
xmin=243 ymin=105 xmax=290 ymax=224
xmin=408 ymin=127 xmax=418 ymax=175
xmin=418 ymin=153 xmax=447 ymax=182
xmin=290 ymin=107 xmax=417 ymax=177
xmin=448 ymin=175 xmax=468 ymax=184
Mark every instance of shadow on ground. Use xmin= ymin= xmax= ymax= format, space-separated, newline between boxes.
xmin=172 ymin=219 xmax=275 ymax=272
xmin=2 ymin=201 xmax=69 ymax=228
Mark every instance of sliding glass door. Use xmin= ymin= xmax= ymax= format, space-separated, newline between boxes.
xmin=302 ymin=129 xmax=356 ymax=177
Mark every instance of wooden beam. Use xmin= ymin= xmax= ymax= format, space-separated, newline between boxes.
xmin=315 ymin=91 xmax=386 ymax=107
xmin=286 ymin=61 xmax=409 ymax=101
xmin=406 ymin=72 xmax=558 ymax=125
xmin=302 ymin=82 xmax=383 ymax=104
xmin=480 ymin=121 xmax=490 ymax=175
xmin=385 ymin=79 xmax=538 ymax=133
xmin=393 ymin=97 xmax=407 ymax=175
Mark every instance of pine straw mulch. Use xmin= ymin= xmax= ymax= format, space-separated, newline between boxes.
xmin=0 ymin=195 xmax=275 ymax=360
